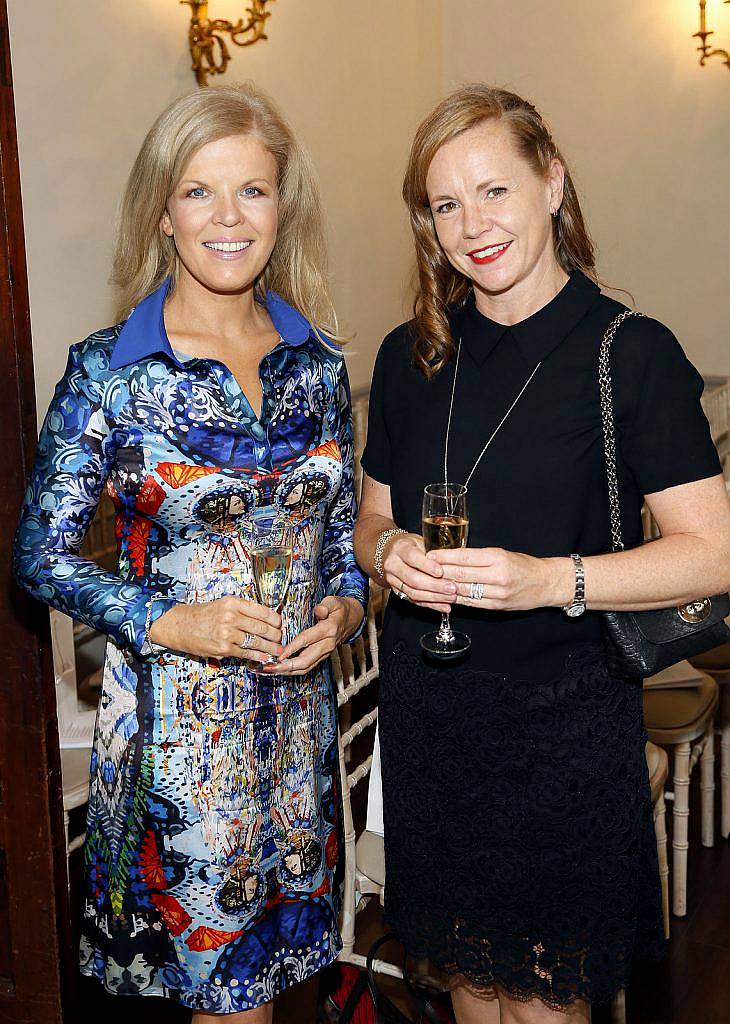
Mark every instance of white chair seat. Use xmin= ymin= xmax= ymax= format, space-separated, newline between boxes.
xmin=61 ymin=747 xmax=91 ymax=811
xmin=644 ymin=670 xmax=719 ymax=917
xmin=60 ymin=747 xmax=91 ymax=865
xmin=356 ymin=829 xmax=385 ymax=889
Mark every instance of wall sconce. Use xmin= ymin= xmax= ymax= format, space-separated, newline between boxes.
xmin=181 ymin=1 xmax=275 ymax=86
xmin=693 ymin=0 xmax=730 ymax=71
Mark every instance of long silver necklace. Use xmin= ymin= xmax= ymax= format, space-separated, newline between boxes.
xmin=443 ymin=338 xmax=542 ymax=487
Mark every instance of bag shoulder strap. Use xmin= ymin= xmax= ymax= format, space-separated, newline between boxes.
xmin=598 ymin=309 xmax=645 ymax=552
xmin=365 ymin=932 xmax=433 ymax=1024
xmin=338 ymin=967 xmax=371 ymax=1022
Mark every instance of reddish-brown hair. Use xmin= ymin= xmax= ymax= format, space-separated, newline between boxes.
xmin=403 ymin=84 xmax=596 ymax=378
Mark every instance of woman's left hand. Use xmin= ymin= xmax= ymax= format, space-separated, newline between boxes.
xmin=262 ymin=596 xmax=365 ymax=676
xmin=429 ymin=546 xmax=568 ymax=612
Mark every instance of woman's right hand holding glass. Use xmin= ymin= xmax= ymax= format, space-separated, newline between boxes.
xmin=149 ymin=598 xmax=284 ymax=663
xmin=382 ymin=534 xmax=457 ymax=613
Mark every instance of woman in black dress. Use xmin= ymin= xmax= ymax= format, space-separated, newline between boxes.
xmin=354 ymin=85 xmax=730 ymax=1022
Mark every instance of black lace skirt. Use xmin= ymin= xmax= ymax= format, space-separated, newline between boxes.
xmin=378 ymin=642 xmax=666 ymax=1009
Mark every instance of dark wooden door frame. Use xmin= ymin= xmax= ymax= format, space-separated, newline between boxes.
xmin=0 ymin=3 xmax=74 ymax=1021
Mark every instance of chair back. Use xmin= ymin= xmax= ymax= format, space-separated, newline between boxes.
xmin=51 ymin=610 xmax=97 ymax=749
xmin=332 ymin=602 xmax=380 ymax=960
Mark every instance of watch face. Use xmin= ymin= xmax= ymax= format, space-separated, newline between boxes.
xmin=566 ymin=603 xmax=585 ymax=618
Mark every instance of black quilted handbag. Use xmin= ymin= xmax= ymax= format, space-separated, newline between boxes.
xmin=598 ymin=311 xmax=730 ymax=677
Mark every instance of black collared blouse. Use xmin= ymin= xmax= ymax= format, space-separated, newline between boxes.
xmin=362 ymin=270 xmax=721 ymax=681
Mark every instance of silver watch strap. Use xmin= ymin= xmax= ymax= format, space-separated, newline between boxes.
xmin=598 ymin=310 xmax=645 ymax=553
xmin=569 ymin=553 xmax=585 ymax=606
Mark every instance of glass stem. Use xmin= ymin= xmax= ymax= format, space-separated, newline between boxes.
xmin=437 ymin=612 xmax=455 ymax=642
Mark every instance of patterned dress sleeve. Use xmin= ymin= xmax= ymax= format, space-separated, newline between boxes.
xmin=13 ymin=343 xmax=176 ymax=654
xmin=320 ymin=356 xmax=368 ymax=634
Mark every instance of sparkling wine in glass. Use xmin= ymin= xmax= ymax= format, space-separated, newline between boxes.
xmin=252 ymin=521 xmax=293 ymax=612
xmin=420 ymin=483 xmax=470 ymax=659
xmin=251 ymin=519 xmax=293 ymax=664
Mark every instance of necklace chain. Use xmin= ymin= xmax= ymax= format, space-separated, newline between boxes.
xmin=443 ymin=337 xmax=542 ymax=488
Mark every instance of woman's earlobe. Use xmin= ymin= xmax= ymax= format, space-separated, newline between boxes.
xmin=160 ymin=211 xmax=173 ymax=238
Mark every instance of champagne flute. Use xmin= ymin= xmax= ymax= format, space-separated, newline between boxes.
xmin=251 ymin=519 xmax=293 ymax=665
xmin=420 ymin=483 xmax=470 ymax=659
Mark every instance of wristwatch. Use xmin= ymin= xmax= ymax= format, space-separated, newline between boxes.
xmin=562 ymin=553 xmax=586 ymax=618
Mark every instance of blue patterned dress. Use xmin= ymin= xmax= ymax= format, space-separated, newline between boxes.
xmin=13 ymin=280 xmax=367 ymax=1012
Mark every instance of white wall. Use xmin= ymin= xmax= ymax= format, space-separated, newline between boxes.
xmin=8 ymin=0 xmax=443 ymax=416
xmin=12 ymin=1 xmax=729 ymax=407
xmin=444 ymin=0 xmax=730 ymax=376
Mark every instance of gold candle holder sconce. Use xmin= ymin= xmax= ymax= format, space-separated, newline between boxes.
xmin=181 ymin=0 xmax=275 ymax=86
xmin=693 ymin=0 xmax=730 ymax=72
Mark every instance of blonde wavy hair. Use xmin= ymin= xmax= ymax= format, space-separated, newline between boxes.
xmin=403 ymin=84 xmax=597 ymax=378
xmin=113 ymin=82 xmax=340 ymax=340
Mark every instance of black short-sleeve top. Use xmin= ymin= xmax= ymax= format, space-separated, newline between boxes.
xmin=361 ymin=270 xmax=721 ymax=681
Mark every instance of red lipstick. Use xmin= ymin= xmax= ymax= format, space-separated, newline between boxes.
xmin=467 ymin=240 xmax=512 ymax=265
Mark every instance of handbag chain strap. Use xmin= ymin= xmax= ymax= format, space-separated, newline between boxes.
xmin=598 ymin=309 xmax=645 ymax=553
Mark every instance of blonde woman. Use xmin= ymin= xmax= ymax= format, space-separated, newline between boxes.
xmin=14 ymin=84 xmax=366 ymax=1021
xmin=355 ymin=85 xmax=730 ymax=1022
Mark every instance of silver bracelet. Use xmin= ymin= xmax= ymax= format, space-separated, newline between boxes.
xmin=373 ymin=528 xmax=407 ymax=582
xmin=141 ymin=592 xmax=166 ymax=655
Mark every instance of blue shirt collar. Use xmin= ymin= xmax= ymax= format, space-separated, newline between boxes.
xmin=109 ymin=277 xmax=314 ymax=370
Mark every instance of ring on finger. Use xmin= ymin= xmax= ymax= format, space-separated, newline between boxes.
xmin=469 ymin=581 xmax=485 ymax=601
xmin=397 ymin=583 xmax=407 ymax=600
xmin=239 ymin=632 xmax=256 ymax=650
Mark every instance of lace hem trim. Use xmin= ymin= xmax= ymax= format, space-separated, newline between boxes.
xmin=386 ymin=923 xmax=666 ymax=1009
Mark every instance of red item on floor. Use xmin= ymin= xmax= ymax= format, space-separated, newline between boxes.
xmin=322 ymin=963 xmax=376 ymax=1024
xmin=320 ymin=962 xmax=457 ymax=1024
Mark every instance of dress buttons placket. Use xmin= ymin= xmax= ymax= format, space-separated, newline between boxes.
xmin=251 ymin=422 xmax=269 ymax=472
xmin=253 ymin=359 xmax=278 ymax=473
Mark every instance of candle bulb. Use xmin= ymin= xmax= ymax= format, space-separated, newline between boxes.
xmin=693 ymin=0 xmax=730 ymax=68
